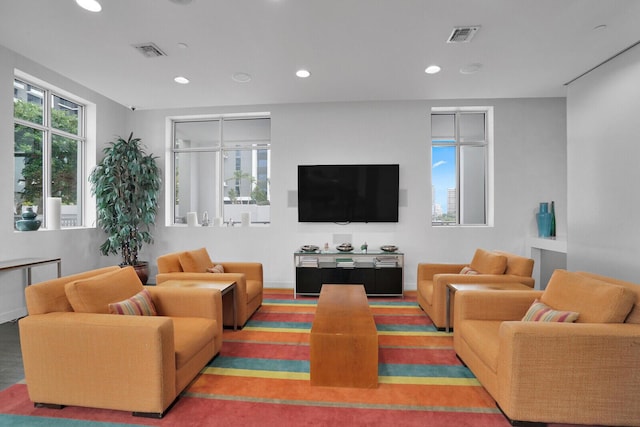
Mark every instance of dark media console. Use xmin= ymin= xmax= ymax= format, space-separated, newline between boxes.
xmin=294 ymin=251 xmax=404 ymax=298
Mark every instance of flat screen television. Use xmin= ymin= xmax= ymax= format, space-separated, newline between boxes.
xmin=298 ymin=164 xmax=399 ymax=223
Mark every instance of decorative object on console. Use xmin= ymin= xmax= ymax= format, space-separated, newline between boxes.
xmin=336 ymin=243 xmax=353 ymax=252
xmin=186 ymin=212 xmax=198 ymax=227
xmin=300 ymin=245 xmax=319 ymax=253
xmin=380 ymin=245 xmax=398 ymax=252
xmin=16 ymin=207 xmax=41 ymax=231
xmin=550 ymin=201 xmax=556 ymax=239
xmin=46 ymin=197 xmax=61 ymax=230
xmin=536 ymin=202 xmax=552 ymax=238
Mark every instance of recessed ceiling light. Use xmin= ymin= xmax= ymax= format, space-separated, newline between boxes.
xmin=76 ymin=0 xmax=102 ymax=12
xmin=460 ymin=63 xmax=482 ymax=74
xmin=169 ymin=0 xmax=194 ymax=5
xmin=177 ymin=42 xmax=189 ymax=49
xmin=174 ymin=76 xmax=190 ymax=84
xmin=425 ymin=65 xmax=441 ymax=74
xmin=593 ymin=24 xmax=607 ymax=31
xmin=232 ymin=72 xmax=252 ymax=83
xmin=296 ymin=69 xmax=311 ymax=78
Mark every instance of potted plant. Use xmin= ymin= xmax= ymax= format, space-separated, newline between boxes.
xmin=89 ymin=133 xmax=160 ymax=284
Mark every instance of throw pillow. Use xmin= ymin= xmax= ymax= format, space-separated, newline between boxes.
xmin=207 ymin=264 xmax=225 ymax=273
xmin=459 ymin=266 xmax=479 ymax=275
xmin=522 ymin=299 xmax=579 ymax=323
xmin=469 ymin=248 xmax=508 ymax=275
xmin=109 ymin=288 xmax=157 ymax=316
xmin=179 ymin=247 xmax=214 ymax=273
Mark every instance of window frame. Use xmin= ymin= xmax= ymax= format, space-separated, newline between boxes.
xmin=13 ymin=73 xmax=88 ymax=229
xmin=168 ymin=113 xmax=271 ymax=226
xmin=431 ymin=106 xmax=494 ymax=227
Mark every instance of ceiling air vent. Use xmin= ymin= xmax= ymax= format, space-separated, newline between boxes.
xmin=132 ymin=43 xmax=167 ymax=58
xmin=447 ymin=26 xmax=480 ymax=43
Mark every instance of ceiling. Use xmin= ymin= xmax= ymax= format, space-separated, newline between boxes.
xmin=1 ymin=0 xmax=639 ymax=110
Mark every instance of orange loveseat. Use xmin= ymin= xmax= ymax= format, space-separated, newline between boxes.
xmin=417 ymin=248 xmax=534 ymax=329
xmin=453 ymin=269 xmax=640 ymax=426
xmin=19 ymin=266 xmax=223 ymax=417
xmin=156 ymin=247 xmax=263 ymax=328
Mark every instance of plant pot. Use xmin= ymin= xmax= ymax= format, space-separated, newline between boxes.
xmin=121 ymin=261 xmax=149 ymax=285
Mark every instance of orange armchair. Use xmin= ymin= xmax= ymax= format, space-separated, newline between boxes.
xmin=417 ymin=248 xmax=534 ymax=329
xmin=156 ymin=247 xmax=263 ymax=328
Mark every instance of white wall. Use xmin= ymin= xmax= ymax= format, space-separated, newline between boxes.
xmin=0 ymin=44 xmax=131 ymax=321
xmin=0 ymin=43 xmax=568 ymax=321
xmin=131 ymin=98 xmax=567 ymax=290
xmin=567 ymin=44 xmax=640 ymax=280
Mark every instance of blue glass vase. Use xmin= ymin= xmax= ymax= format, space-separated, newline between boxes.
xmin=536 ymin=202 xmax=552 ymax=238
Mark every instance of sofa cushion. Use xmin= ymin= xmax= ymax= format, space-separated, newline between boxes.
xmin=541 ymin=270 xmax=635 ymax=323
xmin=522 ymin=299 xmax=579 ymax=322
xmin=459 ymin=319 xmax=502 ymax=373
xmin=172 ymin=317 xmax=217 ymax=370
xmin=493 ymin=250 xmax=534 ymax=277
xmin=469 ymin=249 xmax=507 ymax=275
xmin=109 ymin=288 xmax=157 ymax=316
xmin=576 ymin=272 xmax=640 ymax=324
xmin=246 ymin=280 xmax=262 ymax=301
xmin=179 ymin=248 xmax=214 ymax=273
xmin=65 ymin=267 xmax=144 ymax=314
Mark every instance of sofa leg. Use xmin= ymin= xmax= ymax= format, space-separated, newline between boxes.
xmin=35 ymin=403 xmax=64 ymax=410
xmin=132 ymin=411 xmax=164 ymax=419
xmin=509 ymin=421 xmax=546 ymax=427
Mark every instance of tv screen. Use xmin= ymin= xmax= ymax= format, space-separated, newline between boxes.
xmin=298 ymin=164 xmax=399 ymax=223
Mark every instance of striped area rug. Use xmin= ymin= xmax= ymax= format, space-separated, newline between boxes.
xmin=0 ymin=290 xmax=581 ymax=426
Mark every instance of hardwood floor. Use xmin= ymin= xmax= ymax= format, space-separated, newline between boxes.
xmin=0 ymin=321 xmax=24 ymax=391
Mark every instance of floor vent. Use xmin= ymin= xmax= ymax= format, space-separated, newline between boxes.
xmin=447 ymin=26 xmax=480 ymax=43
xmin=132 ymin=43 xmax=167 ymax=58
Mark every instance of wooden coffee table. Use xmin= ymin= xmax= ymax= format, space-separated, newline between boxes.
xmin=310 ymin=284 xmax=378 ymax=388
xmin=445 ymin=282 xmax=532 ymax=332
xmin=158 ymin=280 xmax=237 ymax=330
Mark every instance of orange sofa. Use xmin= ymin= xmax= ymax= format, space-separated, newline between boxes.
xmin=18 ymin=266 xmax=223 ymax=417
xmin=417 ymin=248 xmax=534 ymax=329
xmin=156 ymin=247 xmax=263 ymax=328
xmin=453 ymin=269 xmax=640 ymax=426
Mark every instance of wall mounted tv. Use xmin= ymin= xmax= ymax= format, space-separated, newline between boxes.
xmin=297 ymin=164 xmax=399 ymax=223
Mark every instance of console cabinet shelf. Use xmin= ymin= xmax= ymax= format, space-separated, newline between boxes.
xmin=294 ymin=251 xmax=404 ymax=298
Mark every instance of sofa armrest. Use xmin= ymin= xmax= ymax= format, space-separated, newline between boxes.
xmin=455 ymin=290 xmax=543 ymax=322
xmin=497 ymin=322 xmax=640 ymax=423
xmin=417 ymin=263 xmax=467 ymax=281
xmin=146 ymin=286 xmax=222 ymax=321
xmin=434 ymin=273 xmax=534 ymax=288
xmin=217 ymin=262 xmax=263 ymax=282
xmin=19 ymin=312 xmax=176 ymax=411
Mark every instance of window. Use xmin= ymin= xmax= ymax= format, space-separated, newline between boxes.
xmin=171 ymin=115 xmax=271 ymax=225
xmin=431 ymin=107 xmax=493 ymax=226
xmin=13 ymin=77 xmax=86 ymax=229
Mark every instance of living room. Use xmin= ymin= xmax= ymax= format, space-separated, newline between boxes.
xmin=0 ymin=1 xmax=639 ymax=425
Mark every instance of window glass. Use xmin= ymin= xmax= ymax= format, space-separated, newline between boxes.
xmin=52 ymin=135 xmax=81 ymax=226
xmin=13 ymin=80 xmax=44 ymax=125
xmin=52 ymin=95 xmax=81 ymax=135
xmin=174 ymin=120 xmax=219 ymax=149
xmin=14 ymin=124 xmax=43 ymax=213
xmin=174 ymin=151 xmax=218 ymax=224
xmin=171 ymin=115 xmax=271 ymax=226
xmin=13 ymin=77 xmax=86 ymax=229
xmin=431 ymin=109 xmax=490 ymax=226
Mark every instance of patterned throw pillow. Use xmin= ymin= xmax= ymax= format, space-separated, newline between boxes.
xmin=459 ymin=266 xmax=479 ymax=275
xmin=207 ymin=264 xmax=225 ymax=273
xmin=108 ymin=288 xmax=157 ymax=316
xmin=522 ymin=299 xmax=579 ymax=323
